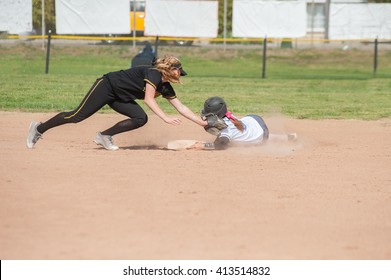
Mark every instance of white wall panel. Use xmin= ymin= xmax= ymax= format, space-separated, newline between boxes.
xmin=144 ymin=0 xmax=218 ymax=37
xmin=0 ymin=0 xmax=32 ymax=34
xmin=233 ymin=0 xmax=307 ymax=38
xmin=56 ymin=0 xmax=130 ymax=34
xmin=329 ymin=4 xmax=391 ymax=39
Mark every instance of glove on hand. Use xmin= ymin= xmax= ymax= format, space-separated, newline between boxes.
xmin=204 ymin=114 xmax=228 ymax=135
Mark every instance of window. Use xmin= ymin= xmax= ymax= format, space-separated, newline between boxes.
xmin=307 ymin=3 xmax=326 ymax=32
xmin=130 ymin=0 xmax=145 ymax=12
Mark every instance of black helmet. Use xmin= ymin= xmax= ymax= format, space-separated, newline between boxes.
xmin=201 ymin=96 xmax=227 ymax=119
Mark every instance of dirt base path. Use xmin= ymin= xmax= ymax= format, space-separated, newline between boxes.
xmin=1 ymin=111 xmax=390 ymax=259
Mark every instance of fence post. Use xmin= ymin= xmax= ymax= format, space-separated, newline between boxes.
xmin=45 ymin=30 xmax=52 ymax=74
xmin=132 ymin=0 xmax=137 ymax=49
xmin=154 ymin=35 xmax=159 ymax=58
xmin=374 ymin=37 xmax=378 ymax=77
xmin=262 ymin=37 xmax=267 ymax=79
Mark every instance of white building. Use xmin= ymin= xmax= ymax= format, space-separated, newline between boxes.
xmin=303 ymin=0 xmax=368 ymax=35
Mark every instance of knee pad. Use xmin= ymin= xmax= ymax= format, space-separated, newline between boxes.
xmin=134 ymin=114 xmax=148 ymax=128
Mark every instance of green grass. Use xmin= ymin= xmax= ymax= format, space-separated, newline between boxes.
xmin=1 ymin=42 xmax=390 ymax=119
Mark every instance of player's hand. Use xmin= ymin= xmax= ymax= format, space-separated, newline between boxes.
xmin=164 ymin=117 xmax=181 ymax=125
xmin=188 ymin=141 xmax=205 ymax=150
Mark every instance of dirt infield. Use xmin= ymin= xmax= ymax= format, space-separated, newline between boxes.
xmin=1 ymin=111 xmax=390 ymax=260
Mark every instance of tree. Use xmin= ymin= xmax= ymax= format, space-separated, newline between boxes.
xmin=218 ymin=0 xmax=233 ymax=36
xmin=32 ymin=0 xmax=56 ymax=34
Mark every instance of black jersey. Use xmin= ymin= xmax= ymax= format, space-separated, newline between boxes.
xmin=104 ymin=66 xmax=176 ymax=102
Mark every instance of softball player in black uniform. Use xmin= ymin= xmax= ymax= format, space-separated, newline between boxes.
xmin=27 ymin=55 xmax=207 ymax=150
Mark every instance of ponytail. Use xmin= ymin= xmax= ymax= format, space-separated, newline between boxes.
xmin=154 ymin=55 xmax=182 ymax=84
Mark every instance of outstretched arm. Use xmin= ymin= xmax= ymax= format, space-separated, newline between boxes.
xmin=144 ymin=83 xmax=181 ymax=125
xmin=189 ymin=136 xmax=230 ymax=150
xmin=168 ymin=98 xmax=207 ymax=127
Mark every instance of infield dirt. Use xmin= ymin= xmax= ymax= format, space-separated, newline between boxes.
xmin=1 ymin=111 xmax=390 ymax=259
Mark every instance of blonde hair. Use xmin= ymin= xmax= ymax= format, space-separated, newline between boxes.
xmin=154 ymin=55 xmax=183 ymax=84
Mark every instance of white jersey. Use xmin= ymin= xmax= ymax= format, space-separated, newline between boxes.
xmin=219 ymin=115 xmax=267 ymax=144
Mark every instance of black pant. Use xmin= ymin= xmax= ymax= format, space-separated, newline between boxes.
xmin=37 ymin=77 xmax=148 ymax=136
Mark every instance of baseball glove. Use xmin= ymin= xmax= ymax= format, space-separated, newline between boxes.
xmin=203 ymin=114 xmax=228 ymax=135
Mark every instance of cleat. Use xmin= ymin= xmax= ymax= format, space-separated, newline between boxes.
xmin=94 ymin=132 xmax=119 ymax=151
xmin=288 ymin=133 xmax=298 ymax=142
xmin=27 ymin=121 xmax=42 ymax=148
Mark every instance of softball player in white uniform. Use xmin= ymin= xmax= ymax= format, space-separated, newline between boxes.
xmin=219 ymin=114 xmax=269 ymax=144
xmin=197 ymin=97 xmax=296 ymax=150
